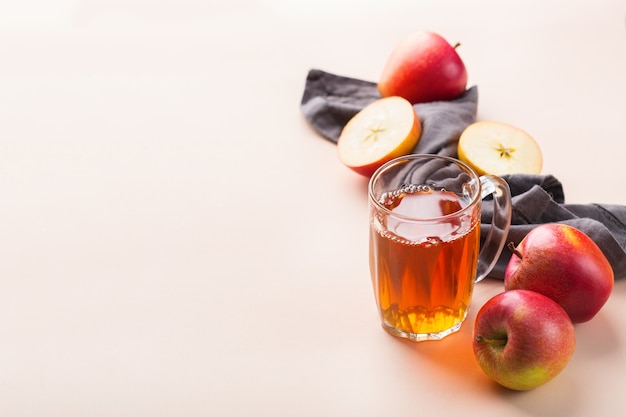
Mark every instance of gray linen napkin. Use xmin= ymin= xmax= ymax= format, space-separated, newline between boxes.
xmin=301 ymin=68 xmax=478 ymax=156
xmin=301 ymin=68 xmax=626 ymax=280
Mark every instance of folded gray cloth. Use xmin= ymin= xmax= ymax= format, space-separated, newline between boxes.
xmin=301 ymin=68 xmax=626 ymax=280
xmin=484 ymin=175 xmax=626 ymax=279
xmin=301 ymin=68 xmax=478 ymax=157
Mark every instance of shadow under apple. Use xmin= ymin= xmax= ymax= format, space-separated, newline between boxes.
xmin=573 ymin=309 xmax=619 ymax=358
xmin=389 ymin=321 xmax=582 ymax=417
xmin=386 ymin=309 xmax=487 ymax=385
xmin=384 ymin=281 xmax=588 ymax=416
xmin=500 ymin=373 xmax=581 ymax=417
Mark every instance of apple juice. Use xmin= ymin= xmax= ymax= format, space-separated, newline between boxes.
xmin=369 ymin=186 xmax=480 ymax=339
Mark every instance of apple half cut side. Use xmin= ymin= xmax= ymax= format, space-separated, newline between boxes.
xmin=458 ymin=121 xmax=543 ymax=176
xmin=337 ymin=96 xmax=422 ymax=177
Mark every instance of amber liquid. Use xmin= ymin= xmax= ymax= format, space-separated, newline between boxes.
xmin=369 ymin=187 xmax=480 ymax=339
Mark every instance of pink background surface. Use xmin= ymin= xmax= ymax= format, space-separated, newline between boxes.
xmin=0 ymin=1 xmax=625 ymax=415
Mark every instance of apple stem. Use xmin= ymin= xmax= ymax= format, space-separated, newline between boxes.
xmin=507 ymin=242 xmax=523 ymax=260
xmin=453 ymin=42 xmax=461 ymax=49
xmin=475 ymin=335 xmax=507 ymax=347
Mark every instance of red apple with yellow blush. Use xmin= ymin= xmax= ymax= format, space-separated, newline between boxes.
xmin=378 ymin=31 xmax=468 ymax=104
xmin=473 ymin=289 xmax=576 ymax=391
xmin=504 ymin=223 xmax=614 ymax=323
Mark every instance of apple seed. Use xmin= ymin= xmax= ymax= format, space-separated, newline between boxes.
xmin=365 ymin=125 xmax=385 ymax=142
xmin=496 ymin=143 xmax=515 ymax=159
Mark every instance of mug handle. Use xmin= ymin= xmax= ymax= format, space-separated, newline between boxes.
xmin=475 ymin=175 xmax=512 ymax=282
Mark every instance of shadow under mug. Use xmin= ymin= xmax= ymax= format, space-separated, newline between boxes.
xmin=368 ymin=154 xmax=512 ymax=341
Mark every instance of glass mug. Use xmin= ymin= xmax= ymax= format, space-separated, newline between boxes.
xmin=368 ymin=154 xmax=512 ymax=341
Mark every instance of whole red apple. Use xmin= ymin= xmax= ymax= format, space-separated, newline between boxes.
xmin=504 ymin=223 xmax=614 ymax=323
xmin=473 ymin=289 xmax=576 ymax=391
xmin=378 ymin=31 xmax=468 ymax=104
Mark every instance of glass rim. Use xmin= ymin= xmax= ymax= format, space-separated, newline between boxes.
xmin=367 ymin=154 xmax=482 ymax=222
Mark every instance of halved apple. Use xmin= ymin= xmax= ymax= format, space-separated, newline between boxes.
xmin=337 ymin=96 xmax=421 ymax=177
xmin=458 ymin=121 xmax=542 ymax=176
